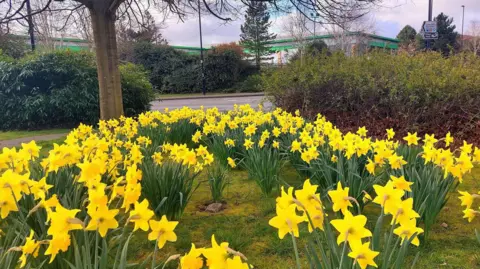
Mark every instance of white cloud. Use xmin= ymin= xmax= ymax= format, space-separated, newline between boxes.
xmin=158 ymin=0 xmax=480 ymax=46
xmin=373 ymin=0 xmax=480 ymax=37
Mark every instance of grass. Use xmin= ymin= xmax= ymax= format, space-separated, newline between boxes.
xmin=130 ymin=165 xmax=480 ymax=269
xmin=0 ymin=129 xmax=69 ymax=141
xmin=32 ymin=138 xmax=480 ymax=268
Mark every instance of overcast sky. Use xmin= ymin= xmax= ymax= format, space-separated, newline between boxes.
xmin=160 ymin=0 xmax=480 ymax=47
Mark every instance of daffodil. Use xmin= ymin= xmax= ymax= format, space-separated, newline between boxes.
xmin=348 ymin=241 xmax=379 ymax=269
xmin=373 ymin=181 xmax=405 ymax=215
xmin=244 ymin=139 xmax=254 ymax=150
xmin=393 ymin=218 xmax=423 ymax=246
xmin=268 ymin=204 xmax=305 ymax=239
xmin=403 ymin=132 xmax=419 ymax=146
xmin=226 ymin=256 xmax=250 ymax=269
xmin=330 ymin=210 xmax=372 ymax=245
xmin=129 ymin=199 xmax=154 ymax=231
xmin=458 ymin=191 xmax=475 ymax=209
xmin=148 ymin=215 xmax=178 ymax=249
xmin=203 ymin=235 xmax=229 ymax=269
xmin=386 ymin=128 xmax=395 ymax=140
xmin=328 ymin=182 xmax=352 ymax=214
xmin=18 ymin=230 xmax=40 ymax=268
xmin=390 ymin=175 xmax=413 ymax=192
xmin=180 ymin=244 xmax=204 ymax=269
xmin=86 ymin=203 xmax=119 ymax=237
xmin=227 ymin=157 xmax=236 ymax=168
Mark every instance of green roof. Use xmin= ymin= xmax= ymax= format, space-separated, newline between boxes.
xmin=171 ymin=45 xmax=210 ymax=51
xmin=266 ymin=32 xmax=399 ymax=45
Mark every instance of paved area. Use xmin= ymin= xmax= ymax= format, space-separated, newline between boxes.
xmin=0 ymin=133 xmax=67 ymax=148
xmin=151 ymin=95 xmax=273 ymax=111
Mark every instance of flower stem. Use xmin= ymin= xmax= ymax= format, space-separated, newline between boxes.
xmin=290 ymin=232 xmax=302 ymax=269
xmin=152 ymin=239 xmax=159 ymax=269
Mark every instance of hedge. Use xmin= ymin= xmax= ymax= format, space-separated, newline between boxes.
xmin=0 ymin=50 xmax=154 ymax=130
xmin=263 ymin=51 xmax=480 ymax=144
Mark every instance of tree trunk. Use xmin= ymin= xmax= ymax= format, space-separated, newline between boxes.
xmin=89 ymin=8 xmax=124 ymax=120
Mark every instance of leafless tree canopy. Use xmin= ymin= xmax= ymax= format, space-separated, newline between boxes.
xmin=0 ymin=0 xmax=381 ymax=28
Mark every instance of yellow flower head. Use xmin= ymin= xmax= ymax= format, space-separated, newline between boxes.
xmin=129 ymin=199 xmax=155 ymax=232
xmin=330 ymin=211 xmax=372 ymax=245
xmin=403 ymin=132 xmax=419 ymax=146
xmin=372 ymin=181 xmax=405 ymax=215
xmin=227 ymin=157 xmax=236 ymax=168
xmin=180 ymin=244 xmax=204 ymax=269
xmin=148 ymin=215 xmax=178 ymax=249
xmin=268 ymin=204 xmax=305 ymax=239
xmin=19 ymin=230 xmax=40 ymax=268
xmin=328 ymin=182 xmax=352 ymax=214
xmin=348 ymin=241 xmax=379 ymax=269
xmin=386 ymin=128 xmax=395 ymax=140
xmin=203 ymin=235 xmax=229 ymax=269
xmin=226 ymin=256 xmax=250 ymax=269
xmin=390 ymin=175 xmax=413 ymax=192
xmin=393 ymin=218 xmax=423 ymax=246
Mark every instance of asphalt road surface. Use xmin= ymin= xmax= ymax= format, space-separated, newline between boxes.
xmin=150 ymin=95 xmax=272 ymax=111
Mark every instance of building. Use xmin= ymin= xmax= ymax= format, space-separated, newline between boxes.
xmin=13 ymin=31 xmax=399 ymax=63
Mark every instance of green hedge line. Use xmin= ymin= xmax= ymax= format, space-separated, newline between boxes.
xmin=0 ymin=50 xmax=154 ymax=130
xmin=263 ymin=52 xmax=480 ymax=143
xmin=129 ymin=43 xmax=258 ymax=93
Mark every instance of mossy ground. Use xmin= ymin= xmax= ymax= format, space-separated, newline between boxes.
xmin=0 ymin=129 xmax=69 ymax=141
xmin=130 ymin=166 xmax=480 ymax=269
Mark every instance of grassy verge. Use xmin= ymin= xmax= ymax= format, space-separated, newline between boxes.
xmin=129 ymin=165 xmax=480 ymax=268
xmin=0 ymin=129 xmax=69 ymax=141
xmin=26 ymin=139 xmax=480 ymax=268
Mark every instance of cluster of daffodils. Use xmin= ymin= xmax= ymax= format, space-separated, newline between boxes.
xmin=0 ymin=114 xmax=216 ymax=268
xmin=174 ymin=235 xmax=250 ymax=269
xmin=458 ymin=190 xmax=480 ymax=222
xmin=161 ymin=143 xmax=214 ymax=172
xmin=269 ymin=176 xmax=423 ymax=269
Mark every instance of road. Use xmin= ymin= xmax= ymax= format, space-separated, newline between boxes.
xmin=150 ymin=95 xmax=272 ymax=111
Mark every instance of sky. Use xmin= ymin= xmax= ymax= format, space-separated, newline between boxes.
xmin=160 ymin=0 xmax=480 ymax=47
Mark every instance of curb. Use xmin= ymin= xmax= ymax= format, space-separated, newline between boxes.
xmin=155 ymin=92 xmax=265 ymax=101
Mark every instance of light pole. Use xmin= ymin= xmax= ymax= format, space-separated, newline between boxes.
xmin=26 ymin=0 xmax=35 ymax=51
xmin=426 ymin=0 xmax=433 ymax=50
xmin=310 ymin=12 xmax=320 ymax=38
xmin=461 ymin=5 xmax=465 ymax=49
xmin=197 ymin=0 xmax=206 ymax=95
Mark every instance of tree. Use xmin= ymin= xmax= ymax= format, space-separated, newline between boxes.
xmin=282 ymin=11 xmax=310 ymax=63
xmin=417 ymin=13 xmax=458 ymax=55
xmin=397 ymin=25 xmax=417 ymax=47
xmin=465 ymin=20 xmax=480 ymax=56
xmin=240 ymin=1 xmax=276 ymax=69
xmin=1 ymin=0 xmax=380 ymax=120
xmin=118 ymin=10 xmax=167 ymax=61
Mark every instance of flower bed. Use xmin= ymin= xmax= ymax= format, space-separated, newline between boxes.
xmin=0 ymin=105 xmax=478 ymax=268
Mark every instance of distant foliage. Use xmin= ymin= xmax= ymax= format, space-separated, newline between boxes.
xmin=416 ymin=13 xmax=459 ymax=54
xmin=263 ymin=51 xmax=480 ymax=143
xmin=0 ymin=50 xmax=153 ymax=130
xmin=396 ymin=25 xmax=417 ymax=47
xmin=133 ymin=42 xmax=258 ymax=93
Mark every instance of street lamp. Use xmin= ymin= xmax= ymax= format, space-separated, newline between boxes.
xmin=461 ymin=5 xmax=465 ymax=49
xmin=310 ymin=12 xmax=320 ymax=38
xmin=195 ymin=0 xmax=206 ymax=95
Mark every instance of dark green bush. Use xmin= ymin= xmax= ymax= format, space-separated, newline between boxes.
xmin=0 ymin=50 xmax=154 ymax=130
xmin=263 ymin=51 xmax=480 ymax=143
xmin=129 ymin=42 xmax=259 ymax=93
xmin=130 ymin=43 xmax=197 ymax=91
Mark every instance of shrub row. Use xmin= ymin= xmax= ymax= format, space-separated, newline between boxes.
xmin=128 ymin=42 xmax=259 ymax=93
xmin=0 ymin=50 xmax=154 ymax=130
xmin=263 ymin=52 xmax=480 ymax=144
